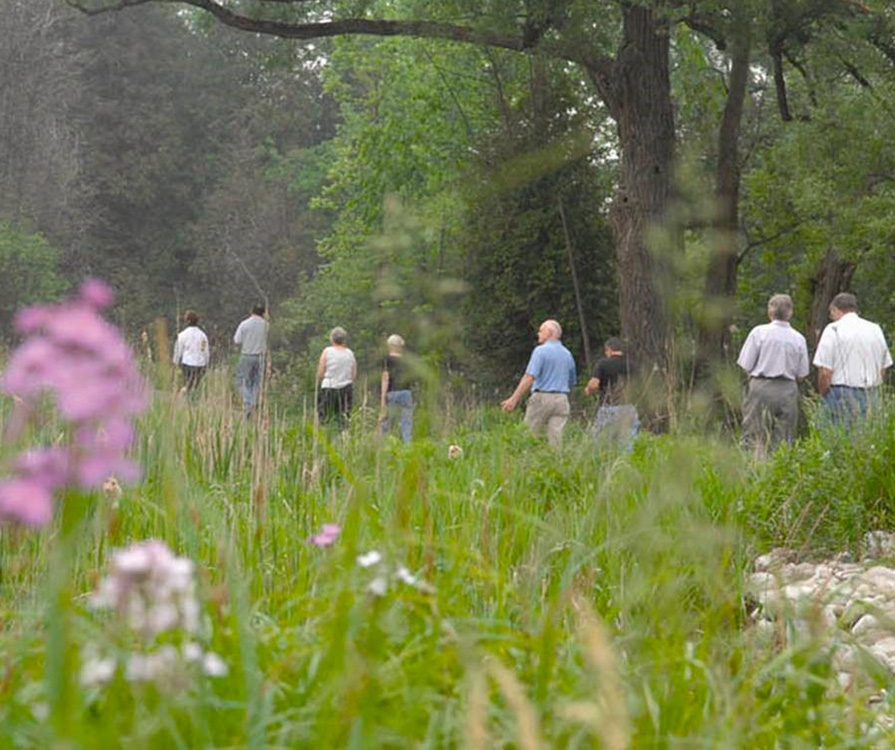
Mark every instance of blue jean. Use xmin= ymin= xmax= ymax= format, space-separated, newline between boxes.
xmin=824 ymin=385 xmax=881 ymax=429
xmin=236 ymin=354 xmax=263 ymax=410
xmin=593 ymin=404 xmax=640 ymax=452
xmin=382 ymin=389 xmax=413 ymax=442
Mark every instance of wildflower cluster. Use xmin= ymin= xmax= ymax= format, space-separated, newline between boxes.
xmin=357 ymin=549 xmax=436 ymax=596
xmin=0 ymin=280 xmax=147 ymax=526
xmin=83 ymin=540 xmax=227 ymax=687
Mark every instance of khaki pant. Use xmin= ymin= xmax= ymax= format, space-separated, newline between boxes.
xmin=742 ymin=377 xmax=799 ymax=456
xmin=524 ymin=392 xmax=570 ymax=448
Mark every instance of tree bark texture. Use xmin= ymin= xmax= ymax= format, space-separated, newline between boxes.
xmin=808 ymin=247 xmax=856 ymax=351
xmin=593 ymin=4 xmax=676 ymax=367
xmin=698 ymin=19 xmax=751 ymax=364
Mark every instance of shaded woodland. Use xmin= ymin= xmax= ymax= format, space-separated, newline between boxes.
xmin=4 ymin=0 xmax=895 ymax=389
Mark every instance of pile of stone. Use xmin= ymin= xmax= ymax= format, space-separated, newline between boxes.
xmin=748 ymin=531 xmax=895 ymax=693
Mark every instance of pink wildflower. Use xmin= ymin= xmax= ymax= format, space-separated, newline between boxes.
xmin=0 ymin=279 xmax=148 ymax=527
xmin=307 ymin=522 xmax=341 ymax=547
xmin=0 ymin=479 xmax=53 ymax=527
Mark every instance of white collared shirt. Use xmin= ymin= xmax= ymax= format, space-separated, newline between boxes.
xmin=813 ymin=312 xmax=893 ymax=387
xmin=737 ymin=320 xmax=810 ymax=380
xmin=173 ymin=326 xmax=210 ymax=367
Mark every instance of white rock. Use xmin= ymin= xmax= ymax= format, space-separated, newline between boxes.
xmin=781 ymin=562 xmax=818 ymax=582
xmin=862 ymin=531 xmax=895 ymax=560
xmin=755 ymin=548 xmax=796 ymax=572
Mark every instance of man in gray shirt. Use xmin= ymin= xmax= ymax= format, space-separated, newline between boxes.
xmin=736 ymin=294 xmax=810 ymax=456
xmin=233 ymin=304 xmax=268 ymax=414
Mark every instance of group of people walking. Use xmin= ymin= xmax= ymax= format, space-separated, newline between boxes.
xmin=316 ymin=329 xmax=416 ymax=440
xmin=172 ymin=307 xmax=417 ymax=440
xmin=501 ymin=319 xmax=639 ymax=450
xmin=172 ymin=304 xmax=269 ymax=414
xmin=172 ymin=292 xmax=892 ymax=452
xmin=738 ymin=292 xmax=892 ymax=456
xmin=501 ymin=291 xmax=892 ymax=454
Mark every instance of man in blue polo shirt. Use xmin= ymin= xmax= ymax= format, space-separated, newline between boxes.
xmin=501 ymin=319 xmax=577 ymax=448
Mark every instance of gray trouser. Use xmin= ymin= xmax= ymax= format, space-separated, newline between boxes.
xmin=742 ymin=377 xmax=799 ymax=452
xmin=524 ymin=392 xmax=570 ymax=449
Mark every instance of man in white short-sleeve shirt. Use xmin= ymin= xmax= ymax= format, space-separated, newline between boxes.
xmin=736 ymin=294 xmax=809 ymax=455
xmin=813 ymin=292 xmax=892 ymax=425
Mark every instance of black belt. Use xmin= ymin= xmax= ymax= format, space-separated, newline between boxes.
xmin=750 ymin=375 xmax=794 ymax=381
xmin=534 ymin=390 xmax=567 ymax=394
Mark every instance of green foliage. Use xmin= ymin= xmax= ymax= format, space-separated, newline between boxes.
xmin=0 ymin=223 xmax=67 ymax=337
xmin=4 ymin=377 xmax=895 ymax=745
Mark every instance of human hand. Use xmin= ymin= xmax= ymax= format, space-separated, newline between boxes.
xmin=500 ymin=397 xmax=516 ymax=413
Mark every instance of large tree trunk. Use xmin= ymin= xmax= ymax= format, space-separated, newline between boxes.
xmin=698 ymin=19 xmax=752 ymax=364
xmin=808 ymin=247 xmax=856 ymax=350
xmin=597 ymin=3 xmax=676 ymax=368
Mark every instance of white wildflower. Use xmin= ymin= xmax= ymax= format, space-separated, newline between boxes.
xmin=80 ymin=653 xmax=116 ymax=688
xmin=448 ymin=444 xmax=463 ymax=460
xmin=357 ymin=550 xmax=383 ymax=568
xmin=368 ymin=576 xmax=388 ymax=596
xmin=201 ymin=651 xmax=229 ymax=678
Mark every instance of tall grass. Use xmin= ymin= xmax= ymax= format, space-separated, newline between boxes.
xmin=0 ymin=368 xmax=893 ymax=747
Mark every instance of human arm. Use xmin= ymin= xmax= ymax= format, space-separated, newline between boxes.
xmin=501 ymin=374 xmax=534 ymax=412
xmin=736 ymin=329 xmax=759 ymax=374
xmin=878 ymin=326 xmax=892 ymax=381
xmin=380 ymin=368 xmax=389 ymax=416
xmin=817 ymin=367 xmax=833 ymax=397
xmin=172 ymin=333 xmax=183 ymax=365
xmin=316 ymin=349 xmax=327 ymax=385
xmin=351 ymin=352 xmax=357 ymax=382
xmin=796 ymin=336 xmax=810 ymax=380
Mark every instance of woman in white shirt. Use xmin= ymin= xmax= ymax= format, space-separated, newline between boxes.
xmin=173 ymin=310 xmax=210 ymax=393
xmin=316 ymin=326 xmax=357 ymax=428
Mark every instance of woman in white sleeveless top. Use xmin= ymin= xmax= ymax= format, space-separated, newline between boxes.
xmin=316 ymin=327 xmax=357 ymax=427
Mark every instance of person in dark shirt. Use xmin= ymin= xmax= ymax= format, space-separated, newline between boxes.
xmin=380 ymin=334 xmax=414 ymax=442
xmin=585 ymin=337 xmax=639 ymax=449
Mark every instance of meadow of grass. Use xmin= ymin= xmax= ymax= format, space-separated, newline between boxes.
xmin=2 ymin=366 xmax=895 ymax=748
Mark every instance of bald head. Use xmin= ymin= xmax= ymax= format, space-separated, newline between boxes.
xmin=538 ymin=319 xmax=562 ymax=343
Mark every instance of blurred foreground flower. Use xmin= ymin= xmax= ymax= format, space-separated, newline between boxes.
xmin=308 ymin=522 xmax=341 ymax=547
xmin=356 ymin=549 xmax=436 ymax=596
xmin=82 ymin=540 xmax=227 ymax=688
xmin=0 ymin=279 xmax=147 ymax=527
xmin=91 ymin=540 xmax=199 ymax=637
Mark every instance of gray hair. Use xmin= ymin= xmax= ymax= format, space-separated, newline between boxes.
xmin=767 ymin=294 xmax=794 ymax=321
xmin=387 ymin=333 xmax=405 ymax=350
xmin=330 ymin=326 xmax=347 ymax=345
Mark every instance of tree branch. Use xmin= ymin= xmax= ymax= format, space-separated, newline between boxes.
xmin=68 ymin=0 xmax=615 ymax=74
xmin=770 ymin=45 xmax=792 ymax=122
xmin=66 ymin=0 xmax=156 ymax=14
xmin=737 ymin=222 xmax=801 ymax=265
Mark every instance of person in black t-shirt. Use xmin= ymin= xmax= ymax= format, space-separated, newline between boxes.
xmin=380 ymin=333 xmax=414 ymax=442
xmin=585 ymin=337 xmax=640 ymax=449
